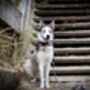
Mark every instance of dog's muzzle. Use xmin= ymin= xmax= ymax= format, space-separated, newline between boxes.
xmin=46 ymin=35 xmax=50 ymax=40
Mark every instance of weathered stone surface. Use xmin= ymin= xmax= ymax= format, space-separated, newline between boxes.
xmin=0 ymin=67 xmax=21 ymax=90
xmin=0 ymin=0 xmax=22 ymax=32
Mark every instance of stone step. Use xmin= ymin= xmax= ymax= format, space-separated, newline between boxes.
xmin=36 ymin=4 xmax=90 ymax=9
xmin=35 ymin=22 xmax=90 ymax=29
xmin=51 ymin=66 xmax=90 ymax=74
xmin=50 ymin=75 xmax=90 ymax=82
xmin=56 ymin=22 xmax=90 ymax=29
xmin=34 ymin=16 xmax=90 ymax=22
xmin=54 ymin=30 xmax=90 ymax=37
xmin=35 ymin=9 xmax=90 ymax=16
xmin=54 ymin=47 xmax=90 ymax=54
xmin=48 ymin=0 xmax=90 ymax=3
xmin=53 ymin=38 xmax=90 ymax=45
xmin=54 ymin=56 xmax=90 ymax=63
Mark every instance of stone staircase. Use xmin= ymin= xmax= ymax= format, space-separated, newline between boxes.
xmin=33 ymin=0 xmax=90 ymax=81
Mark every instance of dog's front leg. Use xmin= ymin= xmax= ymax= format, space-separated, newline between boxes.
xmin=45 ymin=63 xmax=51 ymax=88
xmin=39 ymin=64 xmax=44 ymax=88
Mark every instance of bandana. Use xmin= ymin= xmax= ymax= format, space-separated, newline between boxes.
xmin=36 ymin=41 xmax=49 ymax=52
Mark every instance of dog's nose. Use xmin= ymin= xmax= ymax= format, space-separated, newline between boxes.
xmin=47 ymin=35 xmax=50 ymax=39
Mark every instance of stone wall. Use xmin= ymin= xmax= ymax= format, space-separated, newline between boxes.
xmin=0 ymin=0 xmax=32 ymax=32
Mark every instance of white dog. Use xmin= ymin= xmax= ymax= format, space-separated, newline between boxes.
xmin=23 ymin=20 xmax=55 ymax=88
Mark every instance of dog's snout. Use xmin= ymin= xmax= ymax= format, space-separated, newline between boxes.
xmin=47 ymin=35 xmax=50 ymax=39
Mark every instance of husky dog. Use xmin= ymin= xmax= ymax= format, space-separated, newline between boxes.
xmin=23 ymin=20 xmax=55 ymax=88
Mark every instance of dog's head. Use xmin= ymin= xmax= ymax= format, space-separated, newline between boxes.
xmin=38 ymin=20 xmax=55 ymax=42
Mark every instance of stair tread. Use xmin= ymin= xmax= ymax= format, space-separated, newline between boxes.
xmin=54 ymin=47 xmax=90 ymax=54
xmin=54 ymin=56 xmax=90 ymax=63
xmin=35 ymin=9 xmax=90 ymax=15
xmin=34 ymin=16 xmax=90 ymax=21
xmin=54 ymin=38 xmax=90 ymax=44
xmin=54 ymin=55 xmax=90 ymax=59
xmin=56 ymin=22 xmax=90 ymax=28
xmin=49 ymin=0 xmax=90 ymax=3
xmin=50 ymin=66 xmax=90 ymax=74
xmin=54 ymin=30 xmax=90 ymax=37
xmin=55 ymin=30 xmax=90 ymax=34
xmin=50 ymin=75 xmax=90 ymax=81
xmin=35 ymin=22 xmax=90 ymax=29
xmin=54 ymin=47 xmax=90 ymax=52
xmin=51 ymin=66 xmax=90 ymax=69
xmin=36 ymin=4 xmax=90 ymax=9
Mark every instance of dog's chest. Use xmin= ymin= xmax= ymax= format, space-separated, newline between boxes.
xmin=36 ymin=46 xmax=53 ymax=63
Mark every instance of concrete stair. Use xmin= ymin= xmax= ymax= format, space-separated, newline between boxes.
xmin=51 ymin=66 xmax=90 ymax=74
xmin=54 ymin=56 xmax=90 ymax=63
xmin=54 ymin=47 xmax=90 ymax=54
xmin=54 ymin=38 xmax=90 ymax=45
xmin=54 ymin=30 xmax=90 ymax=37
xmin=34 ymin=0 xmax=90 ymax=81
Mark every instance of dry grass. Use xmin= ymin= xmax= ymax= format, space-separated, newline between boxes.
xmin=14 ymin=25 xmax=37 ymax=68
xmin=0 ymin=27 xmax=17 ymax=65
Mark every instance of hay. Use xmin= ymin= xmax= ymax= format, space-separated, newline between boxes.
xmin=0 ymin=27 xmax=22 ymax=90
xmin=13 ymin=25 xmax=37 ymax=68
xmin=0 ymin=26 xmax=37 ymax=66
xmin=0 ymin=27 xmax=17 ymax=64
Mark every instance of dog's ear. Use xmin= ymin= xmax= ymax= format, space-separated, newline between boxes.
xmin=49 ymin=21 xmax=55 ymax=30
xmin=39 ymin=20 xmax=45 ymax=29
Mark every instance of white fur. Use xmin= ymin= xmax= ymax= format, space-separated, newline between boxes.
xmin=23 ymin=24 xmax=54 ymax=88
xmin=37 ymin=25 xmax=54 ymax=88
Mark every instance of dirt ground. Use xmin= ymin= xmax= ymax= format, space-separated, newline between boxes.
xmin=17 ymin=80 xmax=90 ymax=90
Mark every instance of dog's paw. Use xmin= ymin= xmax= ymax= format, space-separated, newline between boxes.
xmin=46 ymin=83 xmax=50 ymax=88
xmin=46 ymin=85 xmax=50 ymax=88
xmin=40 ymin=86 xmax=44 ymax=88
xmin=40 ymin=84 xmax=44 ymax=88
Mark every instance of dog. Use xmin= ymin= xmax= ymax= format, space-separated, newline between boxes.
xmin=23 ymin=20 xmax=55 ymax=88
